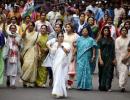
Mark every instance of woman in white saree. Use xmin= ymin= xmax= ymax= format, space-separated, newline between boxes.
xmin=49 ymin=33 xmax=70 ymax=98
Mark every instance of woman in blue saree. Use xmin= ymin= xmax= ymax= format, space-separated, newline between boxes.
xmin=72 ymin=25 xmax=97 ymax=90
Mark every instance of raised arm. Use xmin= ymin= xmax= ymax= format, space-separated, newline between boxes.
xmin=21 ymin=25 xmax=29 ymax=38
xmin=46 ymin=38 xmax=56 ymax=50
xmin=2 ymin=20 xmax=8 ymax=37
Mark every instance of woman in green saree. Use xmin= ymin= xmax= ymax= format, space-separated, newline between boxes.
xmin=0 ymin=32 xmax=5 ymax=85
xmin=87 ymin=17 xmax=99 ymax=40
xmin=35 ymin=25 xmax=49 ymax=87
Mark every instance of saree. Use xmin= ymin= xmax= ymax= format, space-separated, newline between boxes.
xmin=0 ymin=49 xmax=4 ymax=85
xmin=21 ymin=31 xmax=39 ymax=86
xmin=52 ymin=42 xmax=70 ymax=97
xmin=91 ymin=25 xmax=99 ymax=39
xmin=0 ymin=32 xmax=5 ymax=84
xmin=98 ymin=38 xmax=115 ymax=91
xmin=35 ymin=34 xmax=48 ymax=87
xmin=76 ymin=36 xmax=97 ymax=90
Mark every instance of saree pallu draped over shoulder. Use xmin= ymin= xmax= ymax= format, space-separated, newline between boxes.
xmin=52 ymin=42 xmax=71 ymax=97
xmin=35 ymin=34 xmax=49 ymax=87
xmin=21 ymin=31 xmax=39 ymax=86
xmin=98 ymin=38 xmax=115 ymax=91
xmin=76 ymin=36 xmax=97 ymax=90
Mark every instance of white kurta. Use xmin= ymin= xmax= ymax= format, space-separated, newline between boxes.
xmin=115 ymin=36 xmax=130 ymax=88
xmin=51 ymin=42 xmax=70 ymax=97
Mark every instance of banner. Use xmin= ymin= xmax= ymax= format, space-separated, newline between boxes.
xmin=21 ymin=0 xmax=34 ymax=18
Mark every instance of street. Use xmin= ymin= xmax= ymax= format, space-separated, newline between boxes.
xmin=0 ymin=75 xmax=130 ymax=100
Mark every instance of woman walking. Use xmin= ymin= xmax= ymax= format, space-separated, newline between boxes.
xmin=64 ymin=22 xmax=79 ymax=89
xmin=43 ymin=23 xmax=63 ymax=87
xmin=98 ymin=26 xmax=116 ymax=91
xmin=0 ymin=31 xmax=5 ymax=85
xmin=115 ymin=27 xmax=130 ymax=92
xmin=5 ymin=24 xmax=21 ymax=88
xmin=35 ymin=25 xmax=49 ymax=87
xmin=21 ymin=22 xmax=39 ymax=87
xmin=72 ymin=25 xmax=97 ymax=90
xmin=50 ymin=33 xmax=71 ymax=98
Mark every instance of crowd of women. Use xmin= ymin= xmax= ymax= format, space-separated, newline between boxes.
xmin=0 ymin=0 xmax=130 ymax=99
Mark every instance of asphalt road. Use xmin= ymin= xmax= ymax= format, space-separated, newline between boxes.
xmin=0 ymin=75 xmax=130 ymax=100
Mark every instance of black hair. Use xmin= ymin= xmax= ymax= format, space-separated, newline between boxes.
xmin=40 ymin=12 xmax=47 ymax=16
xmin=11 ymin=16 xmax=17 ymax=20
xmin=79 ymin=12 xmax=85 ymax=17
xmin=9 ymin=24 xmax=17 ymax=30
xmin=55 ymin=23 xmax=62 ymax=30
xmin=120 ymin=26 xmax=128 ymax=33
xmin=55 ymin=18 xmax=63 ymax=26
xmin=25 ymin=15 xmax=31 ymax=19
xmin=87 ymin=16 xmax=95 ymax=23
xmin=101 ymin=26 xmax=111 ymax=38
xmin=56 ymin=32 xmax=64 ymax=38
xmin=81 ymin=24 xmax=92 ymax=34
xmin=41 ymin=24 xmax=48 ymax=30
xmin=124 ymin=21 xmax=130 ymax=26
xmin=87 ymin=10 xmax=93 ymax=15
xmin=30 ymin=21 xmax=35 ymax=27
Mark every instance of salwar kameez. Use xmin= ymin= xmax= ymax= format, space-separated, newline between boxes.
xmin=5 ymin=34 xmax=21 ymax=86
xmin=64 ymin=32 xmax=79 ymax=87
xmin=115 ymin=36 xmax=130 ymax=89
